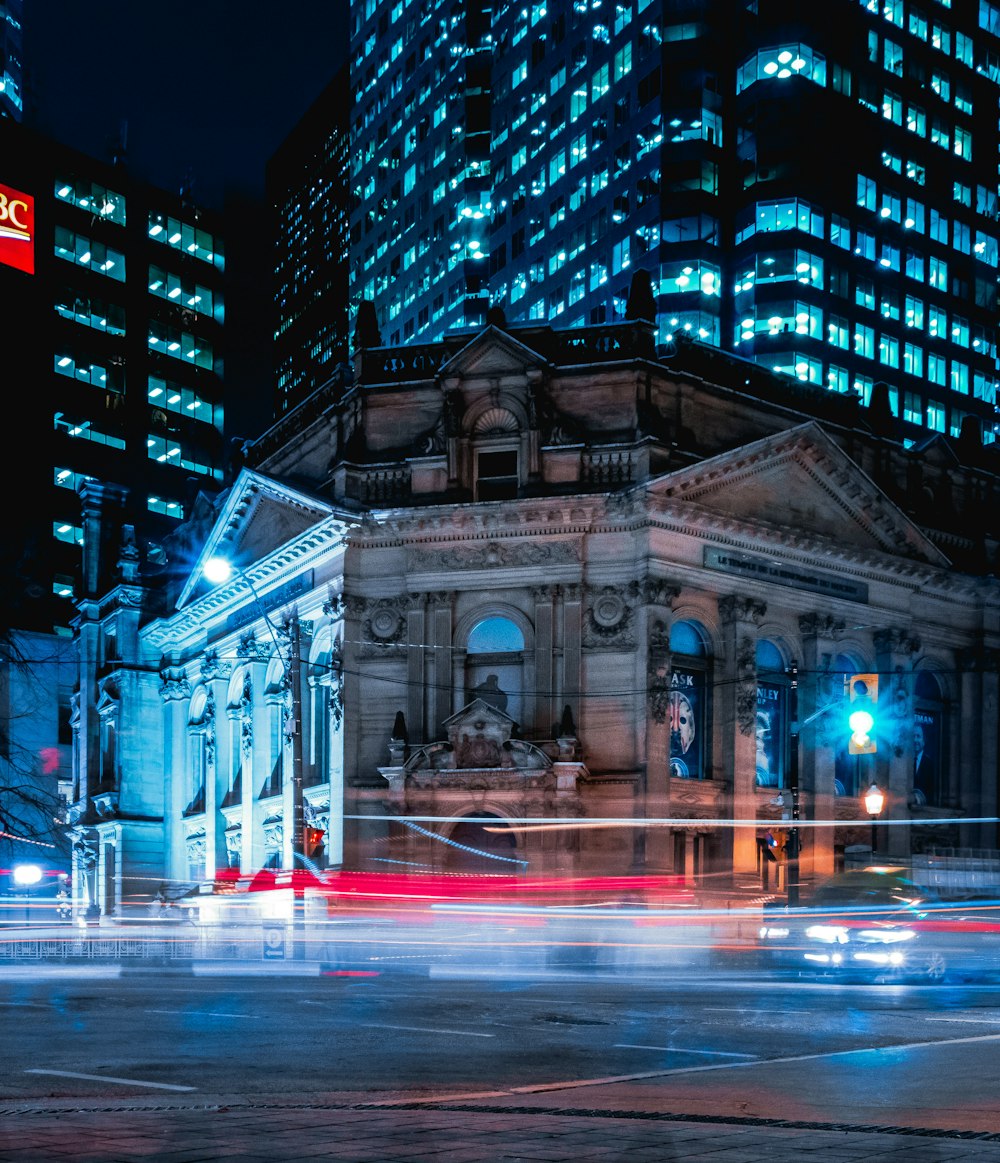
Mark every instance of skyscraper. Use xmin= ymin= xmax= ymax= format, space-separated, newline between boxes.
xmin=0 ymin=0 xmax=23 ymax=121
xmin=267 ymin=64 xmax=351 ymax=415
xmin=1 ymin=119 xmax=226 ymax=635
xmin=343 ymin=0 xmax=1000 ymax=448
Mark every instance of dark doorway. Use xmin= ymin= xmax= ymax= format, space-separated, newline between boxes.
xmin=443 ymin=813 xmax=519 ymax=873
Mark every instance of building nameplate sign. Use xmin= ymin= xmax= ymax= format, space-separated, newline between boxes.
xmin=704 ymin=548 xmax=868 ymax=603
xmin=225 ymin=570 xmax=314 ymax=634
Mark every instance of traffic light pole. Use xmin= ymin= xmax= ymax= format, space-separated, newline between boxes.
xmin=787 ymin=661 xmax=801 ymax=908
xmin=288 ymin=613 xmax=306 ymax=959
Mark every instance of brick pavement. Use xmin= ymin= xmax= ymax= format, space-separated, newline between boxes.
xmin=1 ymin=1096 xmax=999 ymax=1162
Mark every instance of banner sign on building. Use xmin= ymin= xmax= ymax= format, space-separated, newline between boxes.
xmin=0 ymin=182 xmax=34 ymax=274
xmin=704 ymin=547 xmax=868 ymax=603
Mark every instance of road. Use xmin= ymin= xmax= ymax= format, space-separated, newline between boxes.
xmin=1 ymin=965 xmax=999 ymax=1134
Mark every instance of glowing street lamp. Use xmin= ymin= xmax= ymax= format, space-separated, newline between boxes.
xmin=864 ymin=782 xmax=885 ymax=857
xmin=13 ymin=863 xmax=43 ymax=927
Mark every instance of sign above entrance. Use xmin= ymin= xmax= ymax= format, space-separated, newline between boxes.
xmin=704 ymin=547 xmax=868 ymax=603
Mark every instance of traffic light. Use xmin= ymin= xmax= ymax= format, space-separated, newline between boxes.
xmin=303 ymin=827 xmax=325 ymax=858
xmin=847 ymin=673 xmax=879 ymax=754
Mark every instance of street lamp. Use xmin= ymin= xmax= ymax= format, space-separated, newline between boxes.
xmin=203 ymin=555 xmax=307 ymax=953
xmin=864 ymin=782 xmax=885 ymax=858
xmin=13 ymin=863 xmax=43 ymax=927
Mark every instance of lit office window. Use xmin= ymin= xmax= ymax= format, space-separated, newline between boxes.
xmin=904 ymin=342 xmax=924 ymax=376
xmin=54 ymin=178 xmax=126 ymax=226
xmin=928 ymin=354 xmax=947 ymax=385
xmin=54 ymin=467 xmax=94 ymax=491
xmin=146 ymin=435 xmax=221 ymax=479
xmin=147 ymin=324 xmax=214 ymax=370
xmin=54 ymin=289 xmax=126 ymax=335
xmin=950 ymin=361 xmax=969 ymax=395
xmin=147 ymin=495 xmax=185 ymax=520
xmin=148 ymin=265 xmax=216 ymax=318
xmin=53 ymin=522 xmax=84 ymax=547
xmin=736 ymin=44 xmax=826 ymax=91
xmin=53 ymin=352 xmax=123 ymax=392
xmin=53 ymin=227 xmax=126 ymax=282
xmin=147 ymin=213 xmax=223 ymax=271
xmin=54 ymin=413 xmax=126 ymax=450
xmin=927 ymin=401 xmax=946 ymax=432
xmin=904 ymin=392 xmax=923 ymax=424
xmin=827 ymin=365 xmax=851 ymax=393
xmin=147 ymin=376 xmax=217 ymax=425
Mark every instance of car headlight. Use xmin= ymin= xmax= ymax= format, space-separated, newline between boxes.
xmin=759 ymin=926 xmax=790 ymax=939
xmin=804 ymin=924 xmax=849 ymax=943
xmin=856 ymin=928 xmax=916 ymax=943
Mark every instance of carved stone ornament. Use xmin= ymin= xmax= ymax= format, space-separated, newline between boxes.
xmin=417 ymin=539 xmax=578 ymax=572
xmin=873 ymin=627 xmax=921 ymax=657
xmin=584 ymin=583 xmax=637 ymax=649
xmin=240 ymin=673 xmax=253 ymax=758
xmin=647 ymin=619 xmax=671 ymax=724
xmin=262 ymin=817 xmax=284 ymax=850
xmin=799 ymin=613 xmax=846 ymax=641
xmin=237 ymin=630 xmax=270 ymax=663
xmin=404 ymin=699 xmax=550 ymax=776
xmin=719 ymin=594 xmax=766 ymax=626
xmin=359 ymin=596 xmax=409 ymax=656
xmin=184 ymin=830 xmax=207 ymax=865
xmin=201 ymin=649 xmax=229 ymax=684
xmin=736 ymin=634 xmax=757 ymax=737
xmin=159 ymin=668 xmax=191 ymax=702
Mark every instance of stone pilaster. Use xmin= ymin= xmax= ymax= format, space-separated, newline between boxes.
xmin=718 ymin=594 xmax=767 ymax=878
xmin=642 ymin=578 xmax=680 ymax=872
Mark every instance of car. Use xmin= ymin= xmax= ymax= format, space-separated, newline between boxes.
xmin=757 ymin=868 xmax=1000 ymax=983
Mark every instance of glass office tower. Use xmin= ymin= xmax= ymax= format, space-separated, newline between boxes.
xmin=346 ymin=0 xmax=999 ymax=446
xmin=1 ymin=119 xmax=226 ymax=634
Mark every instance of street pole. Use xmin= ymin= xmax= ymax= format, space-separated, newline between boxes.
xmin=787 ymin=661 xmax=801 ymax=908
xmin=870 ymin=812 xmax=877 ymax=859
xmin=287 ymin=612 xmax=306 ymax=958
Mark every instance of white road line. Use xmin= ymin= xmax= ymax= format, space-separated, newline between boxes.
xmin=495 ymin=1031 xmax=1000 ymax=1095
xmin=702 ymin=1007 xmax=809 ymax=1015
xmin=614 ymin=1043 xmax=757 ymax=1058
xmin=146 ymin=1009 xmax=251 ymax=1017
xmin=925 ymin=1016 xmax=1000 ymax=1024
xmin=364 ymin=1023 xmax=495 ymax=1037
xmin=25 ymin=1069 xmax=196 ymax=1092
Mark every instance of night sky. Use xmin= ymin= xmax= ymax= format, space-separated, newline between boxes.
xmin=28 ymin=1 xmax=349 ymax=211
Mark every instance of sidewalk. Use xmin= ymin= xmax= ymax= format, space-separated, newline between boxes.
xmin=1 ymin=1091 xmax=999 ymax=1162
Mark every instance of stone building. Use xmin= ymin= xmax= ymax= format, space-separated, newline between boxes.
xmin=66 ymin=311 xmax=1000 ymax=917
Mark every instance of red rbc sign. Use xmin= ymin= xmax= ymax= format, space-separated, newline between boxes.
xmin=0 ymin=182 xmax=34 ymax=274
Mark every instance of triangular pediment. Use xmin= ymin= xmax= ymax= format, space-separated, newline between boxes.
xmin=175 ymin=468 xmax=336 ymax=609
xmin=649 ymin=422 xmax=949 ymax=566
xmin=439 ymin=325 xmax=548 ymax=379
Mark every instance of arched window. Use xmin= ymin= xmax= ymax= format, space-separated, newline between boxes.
xmin=669 ymin=620 xmax=711 ymax=780
xmin=465 ymin=615 xmax=525 ymax=726
xmin=755 ymin=640 xmax=787 ymax=788
xmin=307 ymin=638 xmax=334 ymax=790
xmin=185 ymin=687 xmax=209 ymax=816
xmin=912 ymin=670 xmax=943 ymax=806
xmin=223 ymin=668 xmax=249 ymax=808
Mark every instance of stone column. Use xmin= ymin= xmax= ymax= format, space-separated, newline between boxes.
xmin=159 ymin=663 xmax=191 ymax=883
xmin=642 ymin=579 xmax=679 ymax=872
xmin=798 ymin=614 xmax=846 ymax=883
xmin=406 ymin=594 xmax=425 ymax=744
xmin=718 ymin=595 xmax=767 ymax=879
xmin=429 ymin=592 xmax=454 ymax=742
xmin=532 ymin=586 xmax=555 ymax=738
xmin=873 ymin=628 xmax=921 ymax=860
xmin=202 ymin=652 xmax=230 ymax=878
xmin=561 ymin=584 xmax=583 ymax=727
xmin=958 ymin=646 xmax=1000 ymax=850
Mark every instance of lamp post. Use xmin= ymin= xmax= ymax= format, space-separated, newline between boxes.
xmin=13 ymin=863 xmax=43 ymax=928
xmin=204 ymin=556 xmax=307 ymax=954
xmin=864 ymin=782 xmax=885 ymax=859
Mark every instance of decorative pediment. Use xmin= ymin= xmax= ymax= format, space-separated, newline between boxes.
xmin=174 ymin=468 xmax=349 ymax=611
xmin=438 ymin=325 xmax=548 ymax=379
xmin=648 ymin=422 xmax=949 ymax=566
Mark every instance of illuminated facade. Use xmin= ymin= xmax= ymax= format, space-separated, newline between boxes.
xmin=0 ymin=119 xmax=226 ymax=635
xmin=267 ymin=65 xmax=351 ymax=415
xmin=345 ymin=0 xmax=1000 ymax=448
xmin=68 ymin=308 xmax=1000 ymax=918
